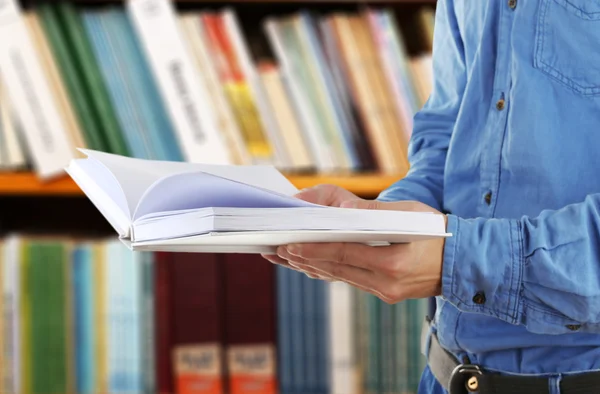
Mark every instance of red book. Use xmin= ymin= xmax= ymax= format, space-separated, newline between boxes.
xmin=223 ymin=254 xmax=277 ymax=394
xmin=154 ymin=252 xmax=174 ymax=394
xmin=155 ymin=252 xmax=225 ymax=394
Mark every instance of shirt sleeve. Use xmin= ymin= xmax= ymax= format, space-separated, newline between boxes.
xmin=443 ymin=193 xmax=600 ymax=335
xmin=377 ymin=0 xmax=467 ymax=211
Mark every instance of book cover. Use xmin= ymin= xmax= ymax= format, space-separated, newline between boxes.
xmin=223 ymin=254 xmax=277 ymax=394
xmin=154 ymin=252 xmax=175 ymax=394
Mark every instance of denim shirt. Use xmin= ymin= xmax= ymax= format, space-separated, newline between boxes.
xmin=378 ymin=0 xmax=600 ymax=374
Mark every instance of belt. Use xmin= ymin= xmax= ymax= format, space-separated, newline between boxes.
xmin=421 ymin=318 xmax=600 ymax=394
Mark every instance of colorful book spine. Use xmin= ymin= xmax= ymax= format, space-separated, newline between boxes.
xmin=0 ymin=0 xmax=75 ymax=178
xmin=53 ymin=1 xmax=130 ymax=156
xmin=73 ymin=244 xmax=95 ymax=394
xmin=264 ymin=18 xmax=337 ymax=172
xmin=127 ymin=0 xmax=231 ymax=165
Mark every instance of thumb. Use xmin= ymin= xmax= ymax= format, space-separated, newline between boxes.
xmin=340 ymin=199 xmax=431 ymax=212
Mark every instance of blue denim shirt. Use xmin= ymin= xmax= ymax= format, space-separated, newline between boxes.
xmin=378 ymin=0 xmax=600 ymax=375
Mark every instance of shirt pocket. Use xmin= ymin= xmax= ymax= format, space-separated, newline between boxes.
xmin=534 ymin=0 xmax=600 ymax=97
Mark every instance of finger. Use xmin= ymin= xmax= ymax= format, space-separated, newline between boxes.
xmin=281 ymin=251 xmax=379 ymax=291
xmin=340 ymin=199 xmax=431 ymax=212
xmin=295 ymin=184 xmax=361 ymax=207
xmin=275 ymin=249 xmax=336 ymax=281
xmin=262 ymin=254 xmax=310 ymax=275
xmin=283 ymin=243 xmax=404 ymax=273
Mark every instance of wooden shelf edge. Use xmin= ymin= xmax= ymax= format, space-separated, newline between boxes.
xmin=0 ymin=172 xmax=403 ymax=197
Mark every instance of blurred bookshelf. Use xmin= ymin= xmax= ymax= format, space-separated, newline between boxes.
xmin=0 ymin=0 xmax=433 ymax=393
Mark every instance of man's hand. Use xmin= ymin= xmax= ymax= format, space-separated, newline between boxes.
xmin=263 ymin=185 xmax=447 ymax=303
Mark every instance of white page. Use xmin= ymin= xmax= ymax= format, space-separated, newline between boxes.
xmin=133 ymin=171 xmax=314 ymax=220
xmin=80 ymin=149 xmax=300 ymax=215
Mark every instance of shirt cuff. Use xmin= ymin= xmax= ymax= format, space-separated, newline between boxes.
xmin=441 ymin=215 xmax=524 ymax=325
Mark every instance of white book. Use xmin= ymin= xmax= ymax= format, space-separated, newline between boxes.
xmin=179 ymin=14 xmax=251 ymax=166
xmin=329 ymin=282 xmax=358 ymax=394
xmin=265 ymin=19 xmax=337 ymax=172
xmin=66 ymin=149 xmax=449 ymax=253
xmin=127 ymin=0 xmax=231 ymax=164
xmin=0 ymin=0 xmax=74 ymax=178
xmin=0 ymin=77 xmax=26 ymax=169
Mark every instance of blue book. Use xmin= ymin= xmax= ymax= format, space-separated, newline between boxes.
xmin=276 ymin=266 xmax=293 ymax=394
xmin=82 ymin=11 xmax=151 ymax=159
xmin=106 ymin=10 xmax=183 ymax=162
xmin=72 ymin=244 xmax=95 ymax=394
xmin=300 ymin=12 xmax=361 ymax=170
xmin=314 ymin=280 xmax=330 ymax=394
xmin=302 ymin=275 xmax=318 ymax=394
xmin=289 ymin=270 xmax=306 ymax=394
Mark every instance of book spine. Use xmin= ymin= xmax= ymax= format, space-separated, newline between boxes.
xmin=258 ymin=64 xmax=314 ymax=170
xmin=113 ymin=9 xmax=184 ymax=162
xmin=294 ymin=13 xmax=357 ymax=171
xmin=81 ymin=10 xmax=151 ymax=159
xmin=223 ymin=254 xmax=277 ymax=394
xmin=127 ymin=0 xmax=231 ymax=164
xmin=54 ymin=2 xmax=130 ymax=157
xmin=0 ymin=0 xmax=74 ymax=178
xmin=181 ymin=13 xmax=251 ymax=165
xmin=275 ymin=266 xmax=292 ymax=394
xmin=3 ymin=237 xmax=20 ymax=394
xmin=329 ymin=282 xmax=357 ymax=394
xmin=0 ymin=82 xmax=26 ymax=168
xmin=264 ymin=19 xmax=336 ymax=172
xmin=171 ymin=253 xmax=224 ymax=394
xmin=221 ymin=9 xmax=290 ymax=169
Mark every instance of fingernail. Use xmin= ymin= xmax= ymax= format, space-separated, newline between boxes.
xmin=287 ymin=244 xmax=301 ymax=255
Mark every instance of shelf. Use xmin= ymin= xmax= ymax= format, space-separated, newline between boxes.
xmin=0 ymin=172 xmax=403 ymax=197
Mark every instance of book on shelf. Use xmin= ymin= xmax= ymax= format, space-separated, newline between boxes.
xmin=1 ymin=235 xmax=429 ymax=394
xmin=65 ymin=149 xmax=449 ymax=253
xmin=0 ymin=0 xmax=435 ymax=180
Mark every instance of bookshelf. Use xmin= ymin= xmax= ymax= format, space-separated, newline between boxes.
xmin=0 ymin=171 xmax=403 ymax=196
xmin=0 ymin=0 xmax=433 ymax=393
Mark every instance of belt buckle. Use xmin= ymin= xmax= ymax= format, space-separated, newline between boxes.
xmin=449 ymin=364 xmax=483 ymax=394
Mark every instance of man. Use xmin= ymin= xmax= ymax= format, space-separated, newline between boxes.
xmin=264 ymin=0 xmax=600 ymax=393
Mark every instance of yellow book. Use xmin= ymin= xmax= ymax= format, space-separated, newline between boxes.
xmin=94 ymin=242 xmax=108 ymax=394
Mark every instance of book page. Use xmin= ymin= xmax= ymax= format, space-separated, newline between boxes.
xmin=133 ymin=170 xmax=314 ymax=220
xmin=81 ymin=149 xmax=300 ymax=216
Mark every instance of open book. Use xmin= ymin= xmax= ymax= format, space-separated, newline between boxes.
xmin=65 ymin=150 xmax=450 ymax=253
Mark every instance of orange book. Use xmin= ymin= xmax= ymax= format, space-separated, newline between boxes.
xmin=201 ymin=14 xmax=272 ymax=161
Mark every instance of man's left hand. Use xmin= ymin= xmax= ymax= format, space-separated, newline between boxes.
xmin=274 ymin=200 xmax=447 ymax=304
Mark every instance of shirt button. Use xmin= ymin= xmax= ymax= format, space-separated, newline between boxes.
xmin=473 ymin=292 xmax=486 ymax=305
xmin=496 ymin=98 xmax=506 ymax=110
xmin=566 ymin=324 xmax=581 ymax=331
xmin=508 ymin=0 xmax=517 ymax=9
xmin=484 ymin=191 xmax=492 ymax=205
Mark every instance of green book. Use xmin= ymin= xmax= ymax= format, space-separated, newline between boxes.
xmin=29 ymin=241 xmax=68 ymax=394
xmin=36 ymin=3 xmax=106 ymax=151
xmin=54 ymin=1 xmax=130 ymax=156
